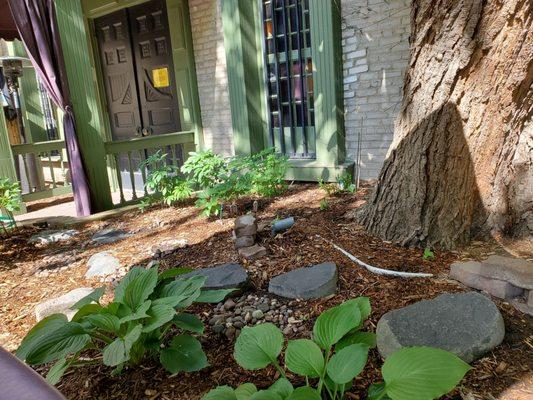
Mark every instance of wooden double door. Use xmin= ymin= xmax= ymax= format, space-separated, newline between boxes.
xmin=95 ymin=0 xmax=181 ymax=141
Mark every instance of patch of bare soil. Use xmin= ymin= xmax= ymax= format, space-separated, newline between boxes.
xmin=0 ymin=185 xmax=531 ymax=400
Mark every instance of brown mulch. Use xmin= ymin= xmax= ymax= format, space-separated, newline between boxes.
xmin=0 ymin=184 xmax=531 ymax=400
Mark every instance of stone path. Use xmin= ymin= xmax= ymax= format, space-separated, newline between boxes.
xmin=268 ymin=262 xmax=338 ymax=299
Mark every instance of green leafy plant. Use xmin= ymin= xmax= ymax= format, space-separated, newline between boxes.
xmin=16 ymin=264 xmax=234 ymax=384
xmin=320 ymin=199 xmax=329 ymax=211
xmin=423 ymin=248 xmax=436 ymax=261
xmin=181 ymin=150 xmax=228 ymax=189
xmin=203 ymin=298 xmax=470 ymax=400
xmin=139 ymin=151 xmax=193 ymax=207
xmin=0 ymin=178 xmax=21 ymax=235
xmin=319 ymin=172 xmax=356 ymax=197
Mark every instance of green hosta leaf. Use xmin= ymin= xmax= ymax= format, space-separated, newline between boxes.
xmin=196 ymin=289 xmax=236 ymax=303
xmin=382 ymin=347 xmax=471 ymax=400
xmin=285 ymin=339 xmax=324 ymax=378
xmin=324 ymin=375 xmax=353 ymax=395
xmin=114 ymin=267 xmax=144 ymax=302
xmin=268 ymin=378 xmax=293 ymax=398
xmin=203 ymin=386 xmax=237 ymax=400
xmin=367 ymin=383 xmax=392 ymax=400
xmin=336 ymin=331 xmax=376 ymax=351
xmin=234 ymin=323 xmax=284 ymax=370
xmin=71 ymin=304 xmax=103 ymax=322
xmin=102 ymin=324 xmax=142 ymax=367
xmin=26 ymin=322 xmax=91 ymax=365
xmin=250 ymin=392 xmax=282 ymax=400
xmin=350 ymin=297 xmax=371 ymax=320
xmin=158 ymin=267 xmax=193 ymax=282
xmin=160 ymin=334 xmax=209 ymax=373
xmin=326 ymin=343 xmax=368 ymax=384
xmin=160 ymin=276 xmax=205 ymax=308
xmin=45 ymin=358 xmax=69 ymax=385
xmin=313 ymin=300 xmax=361 ymax=350
xmin=123 ymin=267 xmax=158 ymax=311
xmin=173 ymin=313 xmax=204 ymax=334
xmin=71 ymin=287 xmax=106 ymax=310
xmin=235 ymin=383 xmax=258 ymax=400
xmin=16 ymin=314 xmax=68 ymax=361
xmin=286 ymin=387 xmax=321 ymax=400
xmin=84 ymin=313 xmax=121 ymax=334
xmin=142 ymin=303 xmax=176 ymax=332
xmin=119 ymin=300 xmax=151 ymax=323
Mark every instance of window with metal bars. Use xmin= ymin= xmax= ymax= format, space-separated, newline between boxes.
xmin=260 ymin=0 xmax=316 ymax=159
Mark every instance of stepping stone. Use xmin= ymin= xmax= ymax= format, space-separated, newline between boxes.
xmin=151 ymin=239 xmax=188 ymax=258
xmin=85 ymin=251 xmax=121 ymax=278
xmin=482 ymin=255 xmax=533 ymax=289
xmin=35 ymin=287 xmax=94 ymax=321
xmin=376 ymin=292 xmax=505 ymax=363
xmin=91 ymin=229 xmax=131 ymax=245
xmin=268 ymin=262 xmax=338 ymax=299
xmin=179 ymin=263 xmax=249 ymax=290
xmin=28 ymin=229 xmax=78 ymax=245
xmin=238 ymin=244 xmax=267 ymax=260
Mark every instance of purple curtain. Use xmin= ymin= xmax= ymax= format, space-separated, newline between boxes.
xmin=8 ymin=0 xmax=92 ymax=216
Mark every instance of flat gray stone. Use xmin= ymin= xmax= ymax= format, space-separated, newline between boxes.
xmin=376 ymin=292 xmax=505 ymax=363
xmin=482 ymin=255 xmax=533 ymax=289
xmin=35 ymin=287 xmax=94 ymax=321
xmin=91 ymin=229 xmax=131 ymax=245
xmin=238 ymin=244 xmax=267 ymax=259
xmin=85 ymin=251 xmax=121 ymax=278
xmin=179 ymin=263 xmax=249 ymax=290
xmin=268 ymin=262 xmax=338 ymax=299
xmin=28 ymin=229 xmax=78 ymax=245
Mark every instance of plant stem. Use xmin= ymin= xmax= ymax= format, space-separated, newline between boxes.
xmin=272 ymin=359 xmax=287 ymax=379
xmin=91 ymin=332 xmax=113 ymax=344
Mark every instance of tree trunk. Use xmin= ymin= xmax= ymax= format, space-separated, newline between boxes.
xmin=363 ymin=0 xmax=532 ymax=249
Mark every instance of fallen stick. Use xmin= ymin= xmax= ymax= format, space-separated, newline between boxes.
xmin=317 ymin=235 xmax=434 ymax=278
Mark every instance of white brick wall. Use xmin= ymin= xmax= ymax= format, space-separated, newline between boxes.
xmin=189 ymin=0 xmax=234 ymax=156
xmin=341 ymin=0 xmax=411 ymax=179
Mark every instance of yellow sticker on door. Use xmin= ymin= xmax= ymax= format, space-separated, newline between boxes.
xmin=152 ymin=67 xmax=169 ymax=88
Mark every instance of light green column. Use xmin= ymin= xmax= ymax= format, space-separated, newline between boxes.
xmin=221 ymin=0 xmax=267 ymax=156
xmin=54 ymin=0 xmax=113 ymax=212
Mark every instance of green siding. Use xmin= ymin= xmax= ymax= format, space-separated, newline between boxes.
xmin=55 ymin=0 xmax=113 ymax=212
xmin=221 ymin=0 xmax=266 ymax=156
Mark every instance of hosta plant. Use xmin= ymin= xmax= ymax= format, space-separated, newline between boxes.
xmin=0 ymin=177 xmax=21 ymax=235
xmin=16 ymin=265 xmax=233 ymax=384
xmin=203 ymin=298 xmax=470 ymax=400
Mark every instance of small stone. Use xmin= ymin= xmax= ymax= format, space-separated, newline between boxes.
xmin=252 ymin=310 xmax=264 ymax=319
xmin=376 ymin=292 xmax=505 ymax=363
xmin=213 ymin=324 xmax=225 ymax=334
xmin=234 ymin=321 xmax=245 ymax=329
xmin=235 ymin=236 xmax=255 ymax=249
xmin=269 ymin=262 xmax=338 ymax=299
xmin=85 ymin=252 xmax=121 ymax=278
xmin=29 ymin=230 xmax=78 ymax=245
xmin=257 ymin=304 xmax=270 ymax=313
xmin=35 ymin=287 xmax=94 ymax=321
xmin=226 ymin=326 xmax=237 ymax=340
xmin=244 ymin=312 xmax=252 ymax=323
xmin=224 ymin=299 xmax=236 ymax=310
xmin=238 ymin=245 xmax=267 ymax=260
xmin=283 ymin=326 xmax=292 ymax=335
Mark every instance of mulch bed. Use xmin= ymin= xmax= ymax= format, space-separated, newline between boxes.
xmin=0 ymin=184 xmax=531 ymax=399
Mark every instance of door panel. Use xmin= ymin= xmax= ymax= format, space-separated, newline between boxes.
xmin=129 ymin=0 xmax=181 ymax=136
xmin=95 ymin=9 xmax=142 ymax=141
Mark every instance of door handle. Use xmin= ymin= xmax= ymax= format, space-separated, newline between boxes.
xmin=141 ymin=127 xmax=153 ymax=137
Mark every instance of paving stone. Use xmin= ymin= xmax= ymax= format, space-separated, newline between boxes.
xmin=85 ymin=251 xmax=121 ymax=278
xmin=376 ymin=292 xmax=505 ymax=363
xmin=28 ymin=229 xmax=78 ymax=245
xmin=235 ymin=236 xmax=255 ymax=249
xmin=238 ymin=244 xmax=267 ymax=260
xmin=268 ymin=262 xmax=338 ymax=299
xmin=91 ymin=229 xmax=131 ymax=245
xmin=35 ymin=287 xmax=94 ymax=321
xmin=151 ymin=239 xmax=188 ymax=257
xmin=179 ymin=263 xmax=249 ymax=290
xmin=482 ymin=255 xmax=533 ymax=289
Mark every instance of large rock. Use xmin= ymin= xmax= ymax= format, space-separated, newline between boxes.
xmin=34 ymin=287 xmax=94 ymax=321
xmin=91 ymin=229 xmax=131 ymax=245
xmin=268 ymin=262 xmax=338 ymax=299
xmin=482 ymin=255 xmax=533 ymax=289
xmin=28 ymin=229 xmax=78 ymax=245
xmin=376 ymin=292 xmax=505 ymax=363
xmin=234 ymin=214 xmax=257 ymax=237
xmin=85 ymin=252 xmax=121 ymax=278
xmin=179 ymin=263 xmax=249 ymax=290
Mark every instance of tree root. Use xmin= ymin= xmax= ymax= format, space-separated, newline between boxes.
xmin=316 ymin=235 xmax=434 ymax=278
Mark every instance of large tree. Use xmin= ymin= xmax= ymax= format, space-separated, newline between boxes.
xmin=363 ymin=0 xmax=532 ymax=249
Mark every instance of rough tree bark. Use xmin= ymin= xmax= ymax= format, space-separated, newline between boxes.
xmin=363 ymin=0 xmax=532 ymax=249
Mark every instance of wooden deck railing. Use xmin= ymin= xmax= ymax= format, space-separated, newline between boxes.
xmin=104 ymin=131 xmax=195 ymax=206
xmin=10 ymin=139 xmax=73 ymax=202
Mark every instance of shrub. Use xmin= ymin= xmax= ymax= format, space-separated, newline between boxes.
xmin=16 ymin=264 xmax=233 ymax=384
xmin=181 ymin=150 xmax=228 ymax=189
xmin=203 ymin=298 xmax=471 ymax=400
xmin=0 ymin=178 xmax=21 ymax=235
xmin=319 ymin=172 xmax=356 ymax=197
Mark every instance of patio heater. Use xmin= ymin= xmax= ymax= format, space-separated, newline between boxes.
xmin=0 ymin=55 xmax=43 ymax=192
